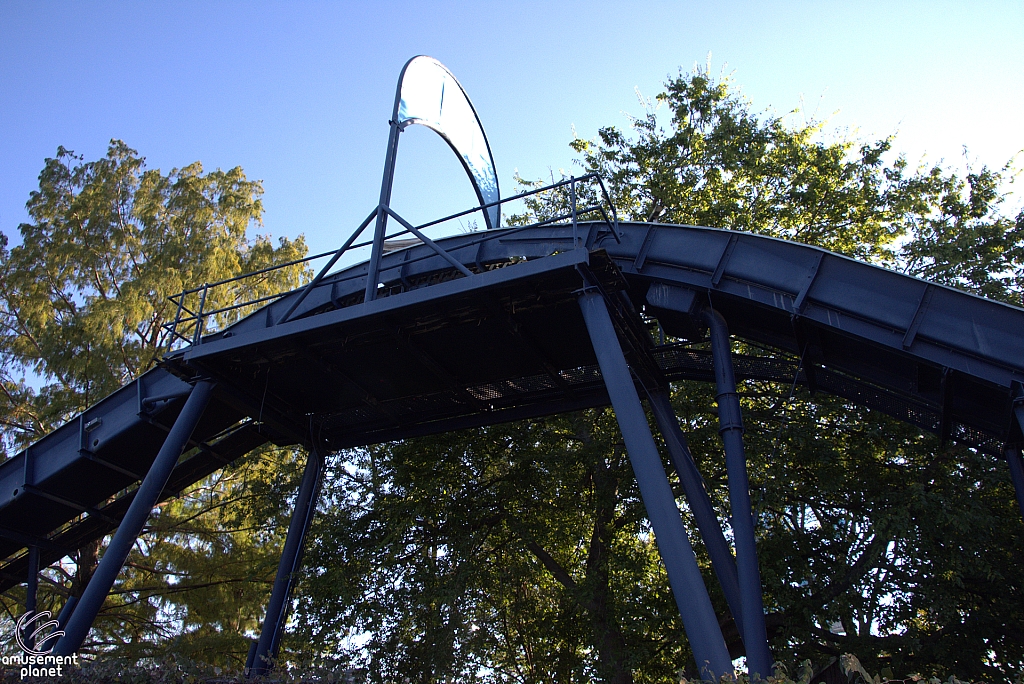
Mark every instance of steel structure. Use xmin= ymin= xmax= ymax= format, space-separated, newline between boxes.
xmin=2 ymin=174 xmax=1024 ymax=675
xmin=0 ymin=183 xmax=1019 ymax=671
xmin=7 ymin=54 xmax=1024 ymax=677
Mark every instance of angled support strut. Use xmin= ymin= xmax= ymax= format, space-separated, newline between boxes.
xmin=249 ymin=444 xmax=326 ymax=677
xmin=647 ymin=389 xmax=746 ymax=643
xmin=704 ymin=308 xmax=774 ymax=678
xmin=365 ymin=118 xmax=403 ymax=304
xmin=54 ymin=380 xmax=216 ymax=656
xmin=578 ymin=290 xmax=733 ymax=680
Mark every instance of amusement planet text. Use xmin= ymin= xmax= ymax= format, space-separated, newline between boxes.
xmin=2 ymin=652 xmax=80 ymax=679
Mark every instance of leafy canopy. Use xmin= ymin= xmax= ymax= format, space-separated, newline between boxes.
xmin=0 ymin=140 xmax=310 ymax=665
xmin=0 ymin=140 xmax=309 ymax=455
xmin=295 ymin=65 xmax=1023 ymax=682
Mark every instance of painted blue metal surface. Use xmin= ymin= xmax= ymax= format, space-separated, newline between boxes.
xmin=1 ymin=217 xmax=1022 ymax=660
xmin=648 ymin=389 xmax=746 ymax=644
xmin=579 ymin=290 xmax=733 ymax=679
xmin=0 ymin=372 xmax=266 ymax=590
xmin=251 ymin=446 xmax=325 ymax=676
xmin=54 ymin=380 xmax=216 ymax=655
xmin=704 ymin=308 xmax=773 ymax=678
xmin=5 ymin=222 xmax=1024 ymax=569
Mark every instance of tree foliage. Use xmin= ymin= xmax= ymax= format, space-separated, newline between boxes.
xmin=291 ymin=66 xmax=1024 ymax=682
xmin=0 ymin=141 xmax=310 ymax=663
xmin=0 ymin=140 xmax=308 ymax=452
xmin=3 ymin=64 xmax=1024 ymax=683
xmin=298 ymin=414 xmax=684 ymax=683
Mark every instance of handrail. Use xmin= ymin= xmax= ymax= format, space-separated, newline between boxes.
xmin=162 ymin=173 xmax=619 ymax=349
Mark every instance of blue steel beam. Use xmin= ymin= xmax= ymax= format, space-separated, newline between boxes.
xmin=647 ymin=389 xmax=746 ymax=643
xmin=183 ymin=248 xmax=592 ymax=364
xmin=54 ymin=380 xmax=216 ymax=656
xmin=365 ymin=117 xmax=402 ymax=304
xmin=215 ymin=222 xmax=1024 ymax=397
xmin=0 ymin=368 xmax=196 ymax=536
xmin=250 ymin=445 xmax=326 ymax=677
xmin=1007 ymin=449 xmax=1024 ymax=522
xmin=578 ymin=290 xmax=733 ymax=680
xmin=703 ymin=308 xmax=773 ymax=679
xmin=1009 ymin=384 xmax=1024 ymax=520
xmin=201 ymin=221 xmax=1023 ymax=447
xmin=4 ymin=222 xmax=1021 ymax=550
xmin=0 ymin=421 xmax=269 ymax=596
xmin=4 ymin=217 xmax=1024 ymax=652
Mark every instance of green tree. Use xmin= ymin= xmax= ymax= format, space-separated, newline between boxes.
xmin=298 ymin=413 xmax=683 ymax=683
xmin=563 ymin=64 xmax=1024 ymax=678
xmin=293 ymin=66 xmax=1024 ymax=682
xmin=0 ymin=140 xmax=310 ymax=664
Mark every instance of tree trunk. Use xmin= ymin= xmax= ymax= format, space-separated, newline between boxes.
xmin=72 ymin=538 xmax=101 ymax=598
xmin=586 ymin=453 xmax=633 ymax=684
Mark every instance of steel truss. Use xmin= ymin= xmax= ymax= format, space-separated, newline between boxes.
xmin=3 ymin=177 xmax=1024 ymax=676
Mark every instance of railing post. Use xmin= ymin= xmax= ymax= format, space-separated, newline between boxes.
xmin=53 ymin=380 xmax=216 ymax=656
xmin=570 ymin=175 xmax=578 ymax=247
xmin=703 ymin=307 xmax=774 ymax=679
xmin=167 ymin=292 xmax=186 ymax=351
xmin=192 ymin=285 xmax=209 ymax=346
xmin=578 ymin=290 xmax=733 ymax=680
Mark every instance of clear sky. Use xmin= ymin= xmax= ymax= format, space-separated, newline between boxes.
xmin=2 ymin=1 xmax=1022 ymax=260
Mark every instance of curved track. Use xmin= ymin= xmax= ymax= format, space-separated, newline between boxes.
xmin=3 ymin=220 xmax=1023 ymax=592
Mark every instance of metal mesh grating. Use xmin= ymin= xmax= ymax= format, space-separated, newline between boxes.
xmin=816 ymin=368 xmax=941 ymax=433
xmin=653 ymin=347 xmax=715 ymax=374
xmin=320 ymin=405 xmax=390 ymax=430
xmin=467 ymin=374 xmax=561 ymax=402
xmin=314 ymin=345 xmax=1006 ymax=457
xmin=950 ymin=421 xmax=1004 ymax=455
xmin=559 ymin=365 xmax=603 ymax=385
xmin=732 ymin=355 xmax=799 ymax=383
xmin=653 ymin=346 xmax=800 ymax=384
xmin=387 ymin=390 xmax=468 ymax=417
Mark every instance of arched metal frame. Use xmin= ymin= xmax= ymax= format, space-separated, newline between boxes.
xmin=394 ymin=56 xmax=500 ymax=231
xmin=365 ymin=56 xmax=501 ymax=304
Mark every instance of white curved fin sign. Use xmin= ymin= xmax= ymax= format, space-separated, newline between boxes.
xmin=394 ymin=56 xmax=500 ymax=229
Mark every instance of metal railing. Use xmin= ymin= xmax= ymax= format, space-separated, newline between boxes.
xmin=163 ymin=173 xmax=619 ymax=350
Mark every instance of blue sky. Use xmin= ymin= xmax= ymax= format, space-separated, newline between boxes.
xmin=2 ymin=1 xmax=1022 ymax=259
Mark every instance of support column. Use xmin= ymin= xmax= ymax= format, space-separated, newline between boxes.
xmin=24 ymin=546 xmax=38 ymax=649
xmin=1010 ymin=387 xmax=1024 ymax=521
xmin=578 ymin=291 xmax=733 ymax=680
xmin=703 ymin=308 xmax=773 ymax=679
xmin=648 ymin=389 xmax=746 ymax=642
xmin=54 ymin=380 xmax=216 ymax=656
xmin=250 ymin=445 xmax=326 ymax=677
xmin=53 ymin=596 xmax=77 ymax=633
xmin=365 ymin=118 xmax=402 ymax=304
xmin=1006 ymin=448 xmax=1024 ymax=521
